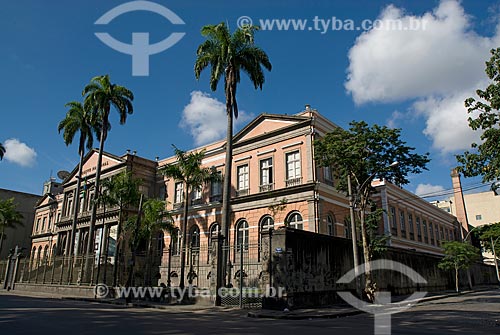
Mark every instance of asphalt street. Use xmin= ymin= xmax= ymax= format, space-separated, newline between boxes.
xmin=0 ymin=289 xmax=499 ymax=334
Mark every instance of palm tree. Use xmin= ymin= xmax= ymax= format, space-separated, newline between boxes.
xmin=159 ymin=146 xmax=220 ymax=288
xmin=99 ymin=171 xmax=142 ymax=286
xmin=58 ymin=101 xmax=100 ymax=263
xmin=82 ymin=75 xmax=134 ymax=274
xmin=135 ymin=198 xmax=173 ymax=286
xmin=0 ymin=142 xmax=5 ymax=160
xmin=194 ymin=22 xmax=271 ymax=286
xmin=0 ymin=198 xmax=23 ymax=254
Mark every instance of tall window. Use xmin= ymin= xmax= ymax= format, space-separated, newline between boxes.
xmin=287 ymin=212 xmax=303 ymax=230
xmin=210 ymin=171 xmax=222 ymax=201
xmin=390 ymin=206 xmax=397 ymax=230
xmin=42 ymin=217 xmax=46 ymax=231
xmin=327 ymin=214 xmax=334 ymax=236
xmin=192 ymin=186 xmax=202 ymax=202
xmin=344 ymin=220 xmax=350 ymax=238
xmin=237 ymin=164 xmax=249 ymax=194
xmin=423 ymin=219 xmax=428 ymax=242
xmin=35 ymin=218 xmax=40 ymax=232
xmin=260 ymin=158 xmax=273 ymax=191
xmin=408 ymin=213 xmax=414 ymax=239
xmin=324 ymin=166 xmax=334 ymax=185
xmin=258 ymin=216 xmax=274 ymax=261
xmin=416 ymin=217 xmax=421 ymax=241
xmin=174 ymin=182 xmax=184 ymax=204
xmin=207 ymin=223 xmax=220 ymax=263
xmin=286 ymin=151 xmax=301 ymax=186
xmin=429 ymin=222 xmax=434 ymax=244
xmin=236 ymin=220 xmax=249 ymax=252
xmin=189 ymin=225 xmax=200 ymax=250
xmin=399 ymin=210 xmax=406 ymax=234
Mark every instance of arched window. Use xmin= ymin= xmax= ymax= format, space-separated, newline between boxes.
xmin=260 ymin=215 xmax=274 ymax=232
xmin=207 ymin=223 xmax=220 ymax=263
xmin=327 ymin=214 xmax=334 ymax=236
xmin=258 ymin=216 xmax=274 ymax=261
xmin=209 ymin=223 xmax=220 ymax=238
xmin=43 ymin=245 xmax=49 ymax=261
xmin=189 ymin=225 xmax=200 ymax=248
xmin=235 ymin=220 xmax=249 ymax=252
xmin=37 ymin=246 xmax=42 ymax=264
xmin=286 ymin=212 xmax=303 ymax=230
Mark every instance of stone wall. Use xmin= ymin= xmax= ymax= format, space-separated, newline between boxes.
xmin=262 ymin=228 xmax=498 ymax=309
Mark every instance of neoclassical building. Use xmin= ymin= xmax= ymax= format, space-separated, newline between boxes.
xmin=30 ymin=106 xmax=461 ymax=286
xmin=30 ymin=150 xmax=158 ymax=270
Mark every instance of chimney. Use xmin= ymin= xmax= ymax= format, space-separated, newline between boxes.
xmin=451 ymin=168 xmax=469 ymax=238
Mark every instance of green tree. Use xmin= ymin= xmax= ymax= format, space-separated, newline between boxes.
xmin=314 ymin=121 xmax=429 ymax=301
xmin=125 ymin=198 xmax=173 ymax=286
xmin=194 ymin=23 xmax=272 ymax=269
xmin=58 ymin=101 xmax=100 ymax=260
xmin=82 ymin=75 xmax=134 ymax=268
xmin=100 ymin=171 xmax=142 ymax=286
xmin=159 ymin=146 xmax=220 ymax=288
xmin=0 ymin=142 xmax=5 ymax=160
xmin=0 ymin=198 xmax=24 ymax=254
xmin=457 ymin=48 xmax=500 ymax=182
xmin=477 ymin=222 xmax=500 ymax=283
xmin=438 ymin=241 xmax=480 ymax=293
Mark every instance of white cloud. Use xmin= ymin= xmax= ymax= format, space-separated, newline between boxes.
xmin=415 ymin=183 xmax=445 ymax=197
xmin=3 ymin=138 xmax=37 ymax=167
xmin=345 ymin=0 xmax=500 ymax=153
xmin=386 ymin=110 xmax=405 ymax=128
xmin=412 ymin=90 xmax=483 ymax=153
xmin=180 ymin=91 xmax=253 ymax=146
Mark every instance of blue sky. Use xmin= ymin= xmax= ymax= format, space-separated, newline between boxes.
xmin=0 ymin=0 xmax=498 ymax=197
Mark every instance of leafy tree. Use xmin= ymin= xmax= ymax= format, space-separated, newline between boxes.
xmin=364 ymin=207 xmax=388 ymax=260
xmin=82 ymin=74 xmax=134 ymax=265
xmin=159 ymin=146 xmax=220 ymax=288
xmin=194 ymin=23 xmax=272 ymax=267
xmin=0 ymin=142 xmax=5 ymax=160
xmin=58 ymin=101 xmax=100 ymax=259
xmin=99 ymin=171 xmax=142 ymax=286
xmin=314 ymin=121 xmax=429 ymax=301
xmin=457 ymin=48 xmax=500 ymax=182
xmin=0 ymin=198 xmax=23 ymax=254
xmin=476 ymin=222 xmax=500 ymax=283
xmin=438 ymin=241 xmax=479 ymax=293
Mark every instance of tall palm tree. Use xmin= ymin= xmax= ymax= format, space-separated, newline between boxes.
xmin=194 ymin=22 xmax=271 ymax=285
xmin=0 ymin=198 xmax=23 ymax=254
xmin=159 ymin=146 xmax=220 ymax=288
xmin=82 ymin=75 xmax=134 ymax=273
xmin=0 ymin=142 xmax=5 ymax=160
xmin=58 ymin=101 xmax=100 ymax=263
